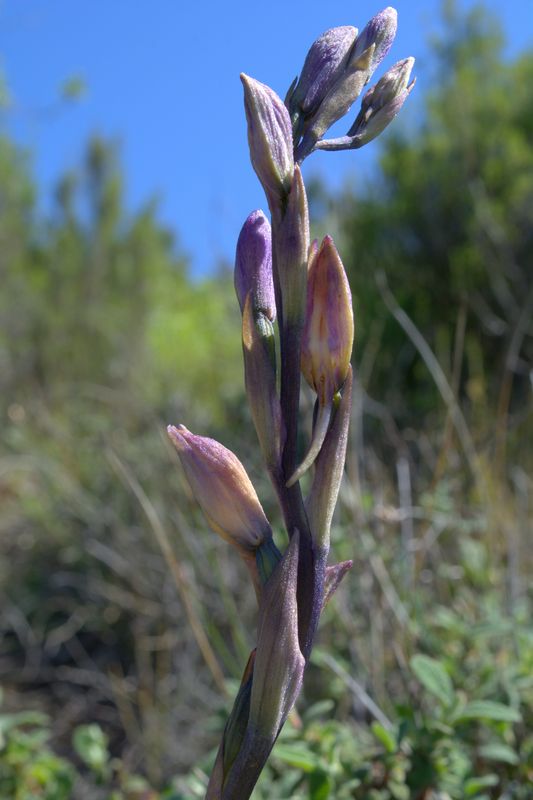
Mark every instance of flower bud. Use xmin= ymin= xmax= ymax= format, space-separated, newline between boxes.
xmin=287 ymin=237 xmax=352 ymax=486
xmin=288 ymin=26 xmax=358 ymax=122
xmin=167 ymin=424 xmax=272 ymax=553
xmin=250 ymin=531 xmax=305 ymax=737
xmin=301 ymin=236 xmax=354 ymax=405
xmin=235 ymin=210 xmax=276 ymax=322
xmin=241 ymin=74 xmax=294 ymax=211
xmin=347 ymin=57 xmax=415 ymax=144
xmin=350 ymin=6 xmax=397 ymax=72
xmin=295 ymin=8 xmax=398 ymax=160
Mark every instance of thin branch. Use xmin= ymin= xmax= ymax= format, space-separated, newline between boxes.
xmin=107 ymin=448 xmax=227 ymax=694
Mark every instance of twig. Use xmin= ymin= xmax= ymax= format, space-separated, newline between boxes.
xmin=107 ymin=448 xmax=227 ymax=694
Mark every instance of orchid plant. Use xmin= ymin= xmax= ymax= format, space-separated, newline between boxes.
xmin=167 ymin=8 xmax=414 ymax=798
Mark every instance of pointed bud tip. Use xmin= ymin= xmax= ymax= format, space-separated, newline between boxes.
xmin=167 ymin=424 xmax=194 ymax=454
xmin=374 ymin=6 xmax=398 ymax=27
xmin=241 ymin=73 xmax=294 ymax=208
xmin=235 ymin=209 xmax=275 ymax=319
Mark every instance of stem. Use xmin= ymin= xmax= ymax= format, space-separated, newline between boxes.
xmin=270 ymin=192 xmax=324 ymax=661
xmin=269 ymin=211 xmax=310 ymax=543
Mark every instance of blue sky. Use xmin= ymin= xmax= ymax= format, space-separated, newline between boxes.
xmin=1 ymin=0 xmax=531 ymax=275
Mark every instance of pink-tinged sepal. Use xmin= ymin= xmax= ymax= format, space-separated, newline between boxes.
xmin=235 ymin=210 xmax=276 ymax=322
xmin=167 ymin=424 xmax=272 ymax=555
xmin=301 ymin=235 xmax=353 ymax=404
xmin=241 ymin=74 xmax=294 ymax=213
xmin=289 ymin=237 xmax=353 ymax=485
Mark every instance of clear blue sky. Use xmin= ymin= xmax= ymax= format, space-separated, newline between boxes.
xmin=1 ymin=0 xmax=531 ymax=274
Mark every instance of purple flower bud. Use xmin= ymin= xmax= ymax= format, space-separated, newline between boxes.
xmin=250 ymin=532 xmax=305 ymax=737
xmin=301 ymin=235 xmax=354 ymax=405
xmin=295 ymin=8 xmax=398 ymax=160
xmin=235 ymin=210 xmax=275 ymax=322
xmin=348 ymin=57 xmax=415 ymax=143
xmin=350 ymin=6 xmax=397 ymax=72
xmin=290 ymin=26 xmax=358 ymax=118
xmin=167 ymin=424 xmax=272 ymax=553
xmin=241 ymin=74 xmax=294 ymax=210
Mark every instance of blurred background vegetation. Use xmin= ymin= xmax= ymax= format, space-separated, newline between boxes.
xmin=1 ymin=4 xmax=532 ymax=799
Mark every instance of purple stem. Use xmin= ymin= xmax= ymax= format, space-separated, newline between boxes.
xmin=269 ymin=210 xmax=323 ymax=660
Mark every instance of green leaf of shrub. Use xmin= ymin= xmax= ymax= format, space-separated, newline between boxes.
xmin=273 ymin=744 xmax=321 ymax=772
xmin=72 ymin=724 xmax=109 ymax=771
xmin=371 ymin=722 xmax=396 ymax=753
xmin=464 ymin=774 xmax=499 ymax=795
xmin=453 ymin=700 xmax=521 ymax=724
xmin=478 ymin=742 xmax=519 ymax=764
xmin=410 ymin=654 xmax=455 ymax=707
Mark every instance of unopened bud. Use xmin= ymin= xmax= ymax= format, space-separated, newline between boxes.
xmin=350 ymin=6 xmax=397 ymax=72
xmin=295 ymin=8 xmax=398 ymax=160
xmin=287 ymin=237 xmax=352 ymax=486
xmin=288 ymin=26 xmax=358 ymax=124
xmin=348 ymin=57 xmax=415 ymax=144
xmin=235 ymin=210 xmax=276 ymax=321
xmin=301 ymin=236 xmax=354 ymax=405
xmin=241 ymin=74 xmax=294 ymax=211
xmin=167 ymin=424 xmax=272 ymax=553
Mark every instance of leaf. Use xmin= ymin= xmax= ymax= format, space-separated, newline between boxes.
xmin=303 ymin=699 xmax=335 ymax=722
xmin=453 ymin=700 xmax=521 ymax=724
xmin=371 ymin=721 xmax=396 ymax=753
xmin=273 ymin=743 xmax=321 ymax=772
xmin=478 ymin=742 xmax=519 ymax=765
xmin=410 ymin=654 xmax=455 ymax=707
xmin=72 ymin=724 xmax=109 ymax=772
xmin=464 ymin=774 xmax=499 ymax=796
xmin=309 ymin=770 xmax=332 ymax=800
